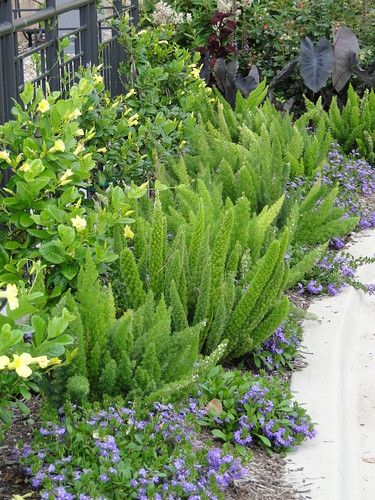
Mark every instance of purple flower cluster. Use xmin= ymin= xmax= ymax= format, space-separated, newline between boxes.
xmin=301 ymin=253 xmax=358 ymax=297
xmin=94 ymin=435 xmax=120 ymax=463
xmin=130 ymin=449 xmax=246 ymax=498
xmin=235 ymin=380 xmax=316 ymax=450
xmin=39 ymin=422 xmax=66 ymax=438
xmin=322 ymin=148 xmax=375 ymax=229
xmin=253 ymin=323 xmax=302 ymax=371
xmin=233 ymin=415 xmax=253 ymax=446
xmin=19 ymin=400 xmax=246 ymax=499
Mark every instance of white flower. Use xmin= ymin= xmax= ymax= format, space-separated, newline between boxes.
xmin=151 ymin=1 xmax=189 ymax=25
xmin=71 ymin=215 xmax=87 ymax=232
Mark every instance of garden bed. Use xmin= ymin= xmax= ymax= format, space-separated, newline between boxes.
xmin=1 ymin=2 xmax=375 ymax=499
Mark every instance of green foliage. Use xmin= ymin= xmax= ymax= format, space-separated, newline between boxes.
xmin=0 ymin=286 xmax=74 ymax=440
xmin=294 ymin=182 xmax=358 ymax=245
xmin=0 ymin=77 xmax=138 ymax=295
xmin=327 ymin=86 xmax=375 ymax=162
xmin=116 ymin=186 xmax=289 ymax=361
xmin=45 ymin=253 xmax=224 ymax=404
xmin=18 ymin=398 xmax=246 ymax=498
xmin=199 ymin=365 xmax=316 ymax=451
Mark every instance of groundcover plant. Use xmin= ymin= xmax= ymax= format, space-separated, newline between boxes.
xmin=1 ymin=7 xmax=375 ymax=500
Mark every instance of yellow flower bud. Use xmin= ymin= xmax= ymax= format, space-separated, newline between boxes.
xmin=59 ymin=168 xmax=74 ymax=185
xmin=19 ymin=162 xmax=31 ymax=172
xmin=124 ymin=225 xmax=134 ymax=239
xmin=0 ymin=150 xmax=11 ymax=165
xmin=67 ymin=108 xmax=82 ymax=121
xmin=125 ymin=89 xmax=136 ymax=99
xmin=74 ymin=144 xmax=85 ymax=156
xmin=49 ymin=140 xmax=65 ymax=153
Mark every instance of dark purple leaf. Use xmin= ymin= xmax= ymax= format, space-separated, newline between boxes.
xmin=300 ymin=37 xmax=333 ymax=93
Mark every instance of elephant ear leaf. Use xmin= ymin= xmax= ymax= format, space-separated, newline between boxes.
xmin=235 ymin=65 xmax=259 ymax=97
xmin=332 ymin=26 xmax=360 ymax=92
xmin=300 ymin=37 xmax=333 ymax=92
xmin=213 ymin=58 xmax=239 ymax=109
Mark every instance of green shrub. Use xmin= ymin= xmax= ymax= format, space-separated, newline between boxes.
xmin=160 ymin=91 xmax=358 ymax=255
xmin=117 ymin=189 xmax=290 ymax=361
xmin=327 ymin=86 xmax=375 ymax=162
xmin=44 ymin=252 xmax=226 ymax=404
xmin=0 ymin=79 xmax=135 ymax=294
xmin=0 ymin=284 xmax=74 ymax=440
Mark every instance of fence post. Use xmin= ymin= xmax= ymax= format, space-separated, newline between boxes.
xmin=80 ymin=0 xmax=98 ymax=67
xmin=45 ymin=0 xmax=60 ymax=92
xmin=0 ymin=0 xmax=17 ymax=122
xmin=110 ymin=0 xmax=125 ymax=96
xmin=130 ymin=0 xmax=139 ymax=27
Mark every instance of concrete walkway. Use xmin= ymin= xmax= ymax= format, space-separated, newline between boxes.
xmin=286 ymin=230 xmax=375 ymax=500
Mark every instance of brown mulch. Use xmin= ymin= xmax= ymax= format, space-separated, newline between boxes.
xmin=0 ymin=399 xmax=40 ymax=500
xmin=227 ymin=445 xmax=310 ymax=500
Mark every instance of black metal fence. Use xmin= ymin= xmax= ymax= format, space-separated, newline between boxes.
xmin=0 ymin=0 xmax=139 ymax=123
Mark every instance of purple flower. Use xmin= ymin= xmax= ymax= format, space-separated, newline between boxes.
xmin=327 ymin=283 xmax=339 ymax=296
xmin=306 ymin=280 xmax=323 ymax=295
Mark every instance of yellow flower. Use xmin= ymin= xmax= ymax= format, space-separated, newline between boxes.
xmin=125 ymin=89 xmax=136 ymax=99
xmin=128 ymin=113 xmax=139 ymax=127
xmin=191 ymin=67 xmax=201 ymax=79
xmin=73 ymin=143 xmax=85 ymax=156
xmin=93 ymin=75 xmax=104 ymax=85
xmin=71 ymin=215 xmax=87 ymax=232
xmin=38 ymin=99 xmax=50 ymax=113
xmin=75 ymin=128 xmax=84 ymax=137
xmin=124 ymin=225 xmax=134 ymax=239
xmin=8 ymin=353 xmax=33 ymax=378
xmin=0 ymin=150 xmax=11 ymax=164
xmin=67 ymin=109 xmax=81 ymax=121
xmin=0 ymin=284 xmax=19 ymax=310
xmin=19 ymin=162 xmax=31 ymax=173
xmin=97 ymin=147 xmax=107 ymax=153
xmin=32 ymin=355 xmax=49 ymax=368
xmin=0 ymin=355 xmax=10 ymax=370
xmin=49 ymin=140 xmax=65 ymax=153
xmin=59 ymin=168 xmax=74 ymax=185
